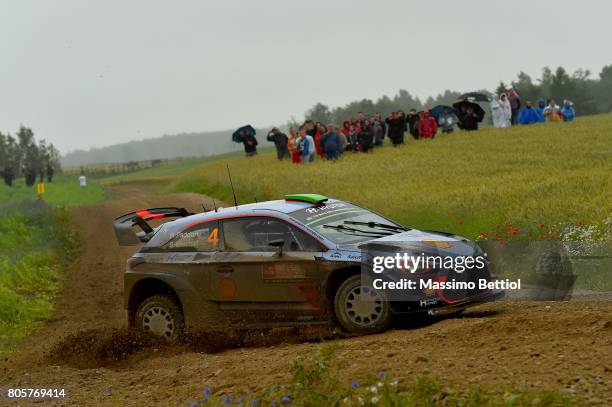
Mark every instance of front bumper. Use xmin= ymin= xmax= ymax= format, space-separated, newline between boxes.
xmin=392 ymin=288 xmax=505 ymax=315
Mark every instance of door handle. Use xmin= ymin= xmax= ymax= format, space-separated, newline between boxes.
xmin=216 ymin=266 xmax=234 ymax=273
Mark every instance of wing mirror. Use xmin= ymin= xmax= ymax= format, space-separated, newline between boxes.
xmin=268 ymin=239 xmax=285 ymax=256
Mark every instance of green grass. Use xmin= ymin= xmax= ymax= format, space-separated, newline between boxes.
xmin=175 ymin=115 xmax=612 ymax=240
xmin=0 ymin=201 xmax=79 ymax=356
xmin=0 ymin=175 xmax=107 ymax=207
xmin=185 ymin=345 xmax=573 ymax=406
xmin=0 ymin=154 xmax=242 ymax=206
xmin=99 ymin=152 xmax=244 ymax=186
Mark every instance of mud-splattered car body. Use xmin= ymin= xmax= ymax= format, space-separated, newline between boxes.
xmin=114 ymin=194 xmax=503 ymax=338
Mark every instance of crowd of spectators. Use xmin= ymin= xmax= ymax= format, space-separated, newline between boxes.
xmin=245 ymin=92 xmax=578 ymax=162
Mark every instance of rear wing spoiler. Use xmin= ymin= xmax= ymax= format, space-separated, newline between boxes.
xmin=113 ymin=207 xmax=192 ymax=246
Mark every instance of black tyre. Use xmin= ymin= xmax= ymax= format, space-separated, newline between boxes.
xmin=135 ymin=295 xmax=184 ymax=340
xmin=333 ymin=275 xmax=392 ymax=334
xmin=533 ymin=242 xmax=575 ymax=301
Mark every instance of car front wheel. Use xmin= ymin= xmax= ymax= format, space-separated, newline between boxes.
xmin=135 ymin=295 xmax=184 ymax=340
xmin=334 ymin=275 xmax=392 ymax=334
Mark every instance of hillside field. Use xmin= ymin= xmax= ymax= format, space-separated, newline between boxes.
xmin=175 ymin=115 xmax=612 ymax=240
xmin=0 ymin=175 xmax=107 ymax=207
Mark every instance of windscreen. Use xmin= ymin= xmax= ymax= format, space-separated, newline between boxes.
xmin=290 ymin=201 xmax=405 ymax=245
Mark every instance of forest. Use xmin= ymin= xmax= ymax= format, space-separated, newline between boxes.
xmin=0 ymin=126 xmax=61 ymax=187
xmin=303 ymin=65 xmax=612 ymax=124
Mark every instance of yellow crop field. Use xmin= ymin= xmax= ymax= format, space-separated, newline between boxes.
xmin=175 ymin=115 xmax=611 ymax=239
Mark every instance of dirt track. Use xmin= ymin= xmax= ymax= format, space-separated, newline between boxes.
xmin=2 ymin=185 xmax=611 ymax=406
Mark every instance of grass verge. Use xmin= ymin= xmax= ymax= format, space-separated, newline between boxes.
xmin=0 ymin=175 xmax=107 ymax=207
xmin=0 ymin=200 xmax=79 ymax=356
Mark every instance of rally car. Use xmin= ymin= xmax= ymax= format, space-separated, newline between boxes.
xmin=114 ymin=194 xmax=503 ymax=339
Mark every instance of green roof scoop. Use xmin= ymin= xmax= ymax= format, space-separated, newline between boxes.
xmin=285 ymin=193 xmax=329 ymax=204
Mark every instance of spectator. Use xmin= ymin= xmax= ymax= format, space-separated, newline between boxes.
xmin=561 ymin=100 xmax=576 ymax=122
xmin=241 ymin=129 xmax=258 ymax=157
xmin=375 ymin=113 xmax=387 ymax=138
xmin=461 ymin=107 xmax=480 ymax=131
xmin=385 ymin=111 xmax=405 ymax=146
xmin=406 ymin=109 xmax=420 ymax=139
xmin=304 ymin=120 xmax=316 ymax=137
xmin=266 ymin=127 xmax=289 ymax=160
xmin=535 ymin=99 xmax=547 ymax=122
xmin=341 ymin=121 xmax=351 ymax=138
xmin=418 ymin=109 xmax=438 ymax=138
xmin=372 ymin=119 xmax=384 ymax=146
xmin=507 ymin=88 xmax=521 ymax=125
xmin=287 ymin=127 xmax=301 ymax=164
xmin=456 ymin=105 xmax=467 ymax=129
xmin=298 ymin=127 xmax=315 ymax=163
xmin=499 ymin=94 xmax=512 ymax=126
xmin=518 ymin=101 xmax=541 ymax=125
xmin=543 ymin=99 xmax=563 ymax=122
xmin=321 ymin=125 xmax=344 ymax=160
xmin=491 ymin=97 xmax=505 ymax=128
xmin=357 ymin=112 xmax=366 ymax=126
xmin=314 ymin=123 xmax=326 ymax=158
xmin=347 ymin=124 xmax=359 ymax=152
xmin=357 ymin=121 xmax=375 ymax=152
xmin=398 ymin=110 xmax=407 ymax=135
xmin=438 ymin=107 xmax=457 ymax=133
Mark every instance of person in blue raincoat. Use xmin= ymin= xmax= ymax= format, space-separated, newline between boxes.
xmin=561 ymin=100 xmax=576 ymax=122
xmin=535 ymin=99 xmax=546 ymax=122
xmin=320 ymin=125 xmax=344 ymax=160
xmin=518 ymin=101 xmax=541 ymax=125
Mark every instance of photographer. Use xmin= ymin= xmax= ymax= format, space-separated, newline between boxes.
xmin=266 ymin=127 xmax=289 ymax=160
xmin=241 ymin=128 xmax=258 ymax=157
xmin=385 ymin=111 xmax=405 ymax=146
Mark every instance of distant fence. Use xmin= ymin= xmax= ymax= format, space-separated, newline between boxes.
xmin=61 ymin=156 xmax=199 ymax=177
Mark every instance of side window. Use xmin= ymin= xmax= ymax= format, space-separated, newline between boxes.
xmin=222 ymin=217 xmax=322 ymax=252
xmin=160 ymin=221 xmax=220 ymax=252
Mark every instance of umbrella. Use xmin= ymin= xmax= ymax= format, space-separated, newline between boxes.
xmin=430 ymin=105 xmax=458 ymax=120
xmin=458 ymin=92 xmax=491 ymax=102
xmin=452 ymin=101 xmax=486 ymax=122
xmin=232 ymin=125 xmax=256 ymax=143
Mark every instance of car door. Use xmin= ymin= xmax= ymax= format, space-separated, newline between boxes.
xmin=156 ymin=220 xmax=221 ymax=297
xmin=208 ymin=216 xmax=326 ymax=324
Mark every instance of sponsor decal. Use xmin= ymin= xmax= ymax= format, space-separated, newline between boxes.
xmin=261 ymin=263 xmax=306 ymax=280
xmin=218 ymin=277 xmax=237 ymax=299
xmin=419 ymin=298 xmax=438 ymax=307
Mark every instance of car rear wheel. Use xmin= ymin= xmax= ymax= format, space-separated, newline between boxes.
xmin=135 ymin=295 xmax=184 ymax=340
xmin=334 ymin=275 xmax=392 ymax=334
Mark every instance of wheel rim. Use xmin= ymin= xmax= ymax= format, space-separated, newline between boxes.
xmin=142 ymin=305 xmax=175 ymax=338
xmin=344 ymin=285 xmax=384 ymax=327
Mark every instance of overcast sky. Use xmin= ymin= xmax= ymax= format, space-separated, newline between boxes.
xmin=1 ymin=0 xmax=610 ymax=153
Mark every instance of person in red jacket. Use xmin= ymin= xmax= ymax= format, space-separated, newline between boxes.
xmin=314 ymin=123 xmax=326 ymax=158
xmin=418 ymin=109 xmax=438 ymax=138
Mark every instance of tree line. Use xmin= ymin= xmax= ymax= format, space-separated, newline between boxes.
xmin=0 ymin=126 xmax=61 ymax=187
xmin=61 ymin=131 xmax=243 ymax=167
xmin=302 ymin=65 xmax=612 ymax=124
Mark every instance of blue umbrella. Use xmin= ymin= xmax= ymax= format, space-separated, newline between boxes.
xmin=232 ymin=125 xmax=256 ymax=143
xmin=430 ymin=105 xmax=458 ymax=120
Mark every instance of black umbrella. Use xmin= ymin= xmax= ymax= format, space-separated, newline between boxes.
xmin=458 ymin=92 xmax=491 ymax=102
xmin=232 ymin=125 xmax=256 ymax=143
xmin=452 ymin=101 xmax=486 ymax=122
